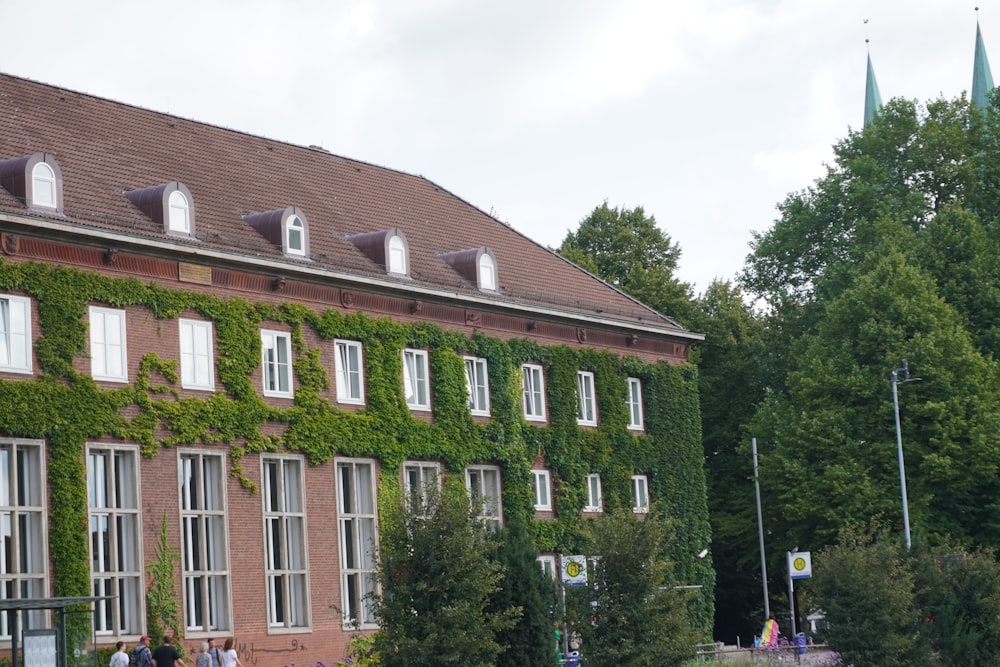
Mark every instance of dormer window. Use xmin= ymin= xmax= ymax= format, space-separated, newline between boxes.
xmin=244 ymin=207 xmax=310 ymax=258
xmin=0 ymin=153 xmax=64 ymax=213
xmin=125 ymin=182 xmax=195 ymax=237
xmin=441 ymin=247 xmax=499 ymax=293
xmin=347 ymin=228 xmax=410 ymax=277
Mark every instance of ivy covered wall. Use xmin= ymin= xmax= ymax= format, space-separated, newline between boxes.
xmin=0 ymin=258 xmax=714 ymax=633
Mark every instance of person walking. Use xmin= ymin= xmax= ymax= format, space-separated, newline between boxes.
xmin=206 ymin=638 xmax=223 ymax=667
xmin=151 ymin=635 xmax=186 ymax=667
xmin=195 ymin=642 xmax=211 ymax=667
xmin=110 ymin=641 xmax=128 ymax=667
xmin=131 ymin=636 xmax=153 ymax=667
xmin=220 ymin=638 xmax=243 ymax=667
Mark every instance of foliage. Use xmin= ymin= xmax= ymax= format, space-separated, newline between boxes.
xmin=337 ymin=633 xmax=381 ymax=667
xmin=566 ymin=508 xmax=701 ymax=667
xmin=146 ymin=515 xmax=183 ymax=648
xmin=373 ymin=482 xmax=518 ymax=667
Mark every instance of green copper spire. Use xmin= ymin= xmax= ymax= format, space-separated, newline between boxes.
xmin=973 ymin=13 xmax=995 ymax=109
xmin=864 ymin=48 xmax=883 ymax=127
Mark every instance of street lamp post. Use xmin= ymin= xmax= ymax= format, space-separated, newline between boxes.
xmin=891 ymin=359 xmax=919 ymax=551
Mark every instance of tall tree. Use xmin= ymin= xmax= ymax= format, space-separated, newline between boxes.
xmin=558 ymin=202 xmax=695 ymax=326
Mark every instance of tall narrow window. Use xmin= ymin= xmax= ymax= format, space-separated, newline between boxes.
xmin=286 ymin=215 xmax=305 ymax=256
xmin=0 ymin=439 xmax=47 ymax=639
xmin=464 ymin=356 xmax=490 ymax=416
xmin=537 ymin=555 xmax=556 ymax=579
xmin=180 ymin=452 xmax=231 ymax=633
xmin=403 ymin=461 xmax=440 ymax=515
xmin=261 ymin=330 xmax=293 ymax=398
xmin=478 ymin=252 xmax=497 ymax=291
xmin=30 ymin=162 xmax=57 ymax=209
xmin=402 ymin=349 xmax=429 ymax=411
xmin=262 ymin=457 xmax=309 ymax=628
xmin=576 ymin=371 xmax=596 ymax=426
xmin=531 ymin=470 xmax=551 ymax=511
xmin=465 ymin=465 xmax=502 ymax=529
xmin=521 ymin=364 xmax=545 ymax=421
xmin=168 ymin=190 xmax=191 ymax=234
xmin=387 ymin=234 xmax=407 ymax=275
xmin=627 ymin=377 xmax=644 ymax=431
xmin=334 ymin=340 xmax=365 ymax=404
xmin=88 ymin=446 xmax=141 ymax=637
xmin=90 ymin=307 xmax=128 ymax=382
xmin=179 ymin=319 xmax=214 ymax=391
xmin=0 ymin=295 xmax=32 ymax=374
xmin=337 ymin=459 xmax=378 ymax=628
xmin=632 ymin=475 xmax=649 ymax=513
xmin=584 ymin=474 xmax=603 ymax=512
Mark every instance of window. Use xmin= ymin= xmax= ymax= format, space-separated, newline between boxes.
xmin=337 ymin=459 xmax=378 ymax=628
xmin=90 ymin=307 xmax=128 ymax=382
xmin=520 ymin=364 xmax=546 ymax=421
xmin=179 ymin=319 xmax=214 ymax=391
xmin=0 ymin=295 xmax=31 ymax=374
xmin=402 ymin=349 xmax=429 ymax=411
xmin=0 ymin=439 xmax=47 ymax=639
xmin=478 ymin=252 xmax=497 ymax=291
xmin=576 ymin=371 xmax=596 ymax=426
xmin=87 ymin=446 xmax=142 ymax=637
xmin=180 ymin=452 xmax=230 ymax=633
xmin=632 ymin=475 xmax=649 ymax=513
xmin=334 ymin=340 xmax=364 ymax=404
xmin=531 ymin=470 xmax=551 ymax=511
xmin=627 ymin=377 xmax=644 ymax=431
xmin=584 ymin=474 xmax=603 ymax=512
xmin=262 ymin=457 xmax=309 ymax=629
xmin=403 ymin=461 xmax=440 ymax=515
xmin=30 ymin=162 xmax=57 ymax=209
xmin=465 ymin=465 xmax=502 ymax=529
xmin=464 ymin=356 xmax=490 ymax=416
xmin=387 ymin=234 xmax=407 ymax=275
xmin=261 ymin=330 xmax=293 ymax=398
xmin=286 ymin=215 xmax=305 ymax=256
xmin=168 ymin=190 xmax=191 ymax=233
xmin=537 ymin=555 xmax=556 ymax=579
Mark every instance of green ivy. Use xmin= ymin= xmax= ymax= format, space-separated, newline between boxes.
xmin=0 ymin=258 xmax=713 ymax=634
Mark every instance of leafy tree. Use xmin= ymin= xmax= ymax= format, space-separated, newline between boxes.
xmin=558 ymin=202 xmax=695 ymax=325
xmin=373 ymin=482 xmax=518 ymax=667
xmin=566 ymin=508 xmax=700 ymax=667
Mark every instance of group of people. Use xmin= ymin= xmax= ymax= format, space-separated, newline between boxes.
xmin=110 ymin=635 xmax=244 ymax=667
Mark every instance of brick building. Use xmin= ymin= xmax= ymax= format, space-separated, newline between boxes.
xmin=0 ymin=72 xmax=710 ymax=664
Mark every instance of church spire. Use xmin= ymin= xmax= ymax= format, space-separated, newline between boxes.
xmin=864 ymin=24 xmax=883 ymax=127
xmin=973 ymin=8 xmax=995 ymax=109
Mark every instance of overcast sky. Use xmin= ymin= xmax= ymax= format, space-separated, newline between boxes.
xmin=0 ymin=1 xmax=994 ymax=293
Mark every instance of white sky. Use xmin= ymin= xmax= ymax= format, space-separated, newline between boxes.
xmin=0 ymin=1 xmax=993 ymax=294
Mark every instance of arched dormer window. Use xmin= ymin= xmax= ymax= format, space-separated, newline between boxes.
xmin=125 ymin=182 xmax=195 ymax=237
xmin=347 ymin=228 xmax=410 ymax=277
xmin=0 ymin=153 xmax=65 ymax=213
xmin=244 ymin=206 xmax=310 ymax=258
xmin=441 ymin=247 xmax=500 ymax=293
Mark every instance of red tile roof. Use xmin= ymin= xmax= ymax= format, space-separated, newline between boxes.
xmin=0 ymin=72 xmax=697 ymax=338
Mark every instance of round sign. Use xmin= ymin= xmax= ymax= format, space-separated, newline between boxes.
xmin=566 ymin=561 xmax=582 ymax=577
xmin=793 ymin=557 xmax=806 ymax=571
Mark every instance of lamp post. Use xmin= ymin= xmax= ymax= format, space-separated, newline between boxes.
xmin=891 ymin=359 xmax=920 ymax=551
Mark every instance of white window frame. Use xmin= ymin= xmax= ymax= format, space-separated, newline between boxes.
xmin=402 ymin=348 xmax=430 ymax=411
xmin=584 ymin=473 xmax=603 ymax=513
xmin=403 ymin=461 xmax=440 ymax=516
xmin=261 ymin=456 xmax=310 ymax=629
xmin=465 ymin=464 xmax=502 ymax=529
xmin=179 ymin=450 xmax=231 ymax=634
xmin=337 ymin=458 xmax=379 ymax=629
xmin=627 ymin=377 xmax=644 ymax=431
xmin=0 ymin=294 xmax=32 ymax=374
xmin=168 ymin=189 xmax=191 ymax=234
xmin=387 ymin=234 xmax=407 ymax=275
xmin=537 ymin=554 xmax=556 ymax=579
xmin=285 ymin=215 xmax=305 ymax=256
xmin=531 ymin=469 xmax=551 ymax=511
xmin=90 ymin=306 xmax=128 ymax=383
xmin=0 ymin=438 xmax=48 ymax=639
xmin=334 ymin=340 xmax=365 ymax=405
xmin=576 ymin=371 xmax=597 ymax=426
xmin=464 ymin=356 xmax=490 ymax=416
xmin=478 ymin=253 xmax=497 ymax=291
xmin=632 ymin=474 xmax=650 ymax=513
xmin=88 ymin=444 xmax=143 ymax=638
xmin=30 ymin=162 xmax=57 ymax=209
xmin=179 ymin=319 xmax=215 ymax=391
xmin=521 ymin=363 xmax=545 ymax=422
xmin=261 ymin=330 xmax=293 ymax=398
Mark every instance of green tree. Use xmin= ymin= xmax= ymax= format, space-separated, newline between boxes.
xmin=558 ymin=202 xmax=695 ymax=325
xmin=566 ymin=508 xmax=699 ymax=667
xmin=373 ymin=482 xmax=517 ymax=667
